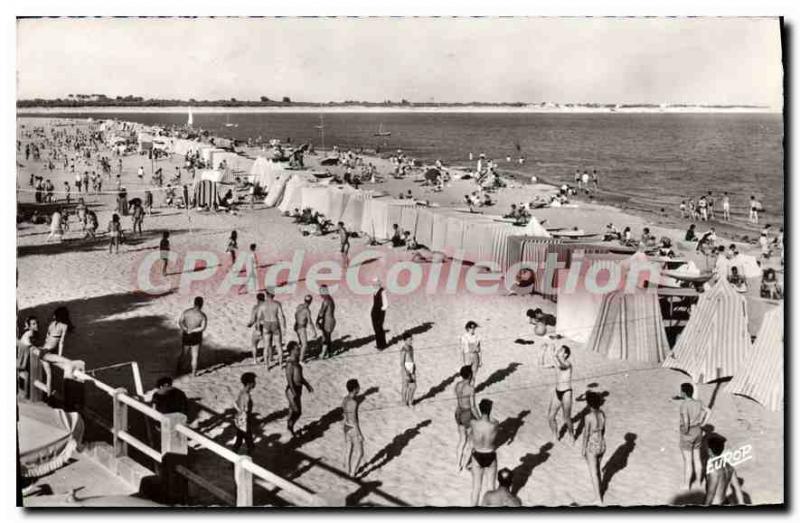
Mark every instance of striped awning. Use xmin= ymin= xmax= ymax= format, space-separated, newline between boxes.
xmin=727 ymin=304 xmax=783 ymax=411
xmin=663 ymin=278 xmax=752 ymax=383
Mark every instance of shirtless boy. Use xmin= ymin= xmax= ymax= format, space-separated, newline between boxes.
xmin=342 ymin=379 xmax=364 ymax=476
xmin=285 ymin=342 xmax=314 ymax=437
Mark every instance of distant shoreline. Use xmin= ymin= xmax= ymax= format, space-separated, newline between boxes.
xmin=16 ymin=105 xmax=779 ymax=115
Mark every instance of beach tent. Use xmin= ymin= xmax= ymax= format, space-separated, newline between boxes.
xmin=18 ymin=401 xmax=84 ymax=478
xmin=520 ymin=216 xmax=550 ymax=237
xmin=301 ymin=186 xmax=334 ymax=217
xmin=170 ymin=138 xmax=201 ymax=156
xmin=137 ymin=132 xmax=154 ymax=152
xmin=199 ymin=169 xmax=235 ymax=184
xmin=360 ymin=199 xmax=415 ymax=240
xmin=585 ymin=290 xmax=670 ymax=362
xmin=263 ymin=171 xmax=292 ymax=207
xmin=193 ymin=180 xmax=221 ymax=208
xmin=727 ymin=305 xmax=783 ymax=411
xmin=553 ymin=254 xmax=629 ymax=343
xmin=340 ymin=191 xmax=372 ymax=230
xmin=250 ymin=156 xmax=289 ymax=189
xmin=663 ymin=278 xmax=751 ymax=383
xmin=199 ymin=146 xmax=224 ymax=165
xmin=278 ymin=173 xmax=316 ymax=214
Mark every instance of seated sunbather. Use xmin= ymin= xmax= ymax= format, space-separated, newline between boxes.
xmin=760 ymin=268 xmax=782 ymax=299
xmin=727 ymin=266 xmax=748 ymax=293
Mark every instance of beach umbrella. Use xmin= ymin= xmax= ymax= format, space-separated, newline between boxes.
xmin=18 ymin=401 xmax=84 ymax=478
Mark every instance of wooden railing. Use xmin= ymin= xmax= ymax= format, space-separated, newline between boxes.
xmin=24 ymin=349 xmax=327 ymax=507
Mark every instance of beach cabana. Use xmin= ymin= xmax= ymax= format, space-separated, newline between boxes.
xmin=263 ymin=171 xmax=292 ymax=207
xmin=663 ymin=279 xmax=751 ymax=383
xmin=209 ymin=151 xmax=252 ymax=173
xmin=199 ymin=169 xmax=235 ymax=184
xmin=193 ymin=180 xmax=220 ymax=208
xmin=250 ymin=156 xmax=287 ymax=189
xmin=19 ymin=401 xmax=84 ymax=478
xmin=277 ymin=173 xmax=316 ymax=214
xmin=728 ymin=304 xmax=783 ymax=411
xmin=360 ymin=199 xmax=415 ymax=240
xmin=585 ymin=290 xmax=670 ymax=362
xmin=340 ymin=191 xmax=372 ymax=230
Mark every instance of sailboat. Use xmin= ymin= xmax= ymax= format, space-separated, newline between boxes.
xmin=314 ymin=113 xmax=325 ymax=149
xmin=224 ymin=114 xmax=238 ymax=128
xmin=187 ymin=106 xmax=193 ymax=127
xmin=374 ymin=123 xmax=391 ymax=137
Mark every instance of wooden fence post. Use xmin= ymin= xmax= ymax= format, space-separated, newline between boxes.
xmin=160 ymin=413 xmax=189 ymax=505
xmin=112 ymin=388 xmax=129 ymax=457
xmin=235 ymin=456 xmax=253 ymax=507
xmin=29 ymin=349 xmax=42 ymax=402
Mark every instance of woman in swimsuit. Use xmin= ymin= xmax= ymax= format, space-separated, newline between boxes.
xmin=460 ymin=321 xmax=481 ymax=385
xmin=225 ymin=230 xmax=238 ymax=264
xmin=455 ymin=365 xmax=480 ymax=471
xmin=108 ymin=213 xmax=122 ymax=254
xmin=582 ymin=391 xmax=606 ymax=504
xmin=400 ymin=335 xmax=417 ymax=407
xmin=547 ymin=345 xmax=575 ymax=443
xmin=39 ymin=306 xmax=73 ymax=395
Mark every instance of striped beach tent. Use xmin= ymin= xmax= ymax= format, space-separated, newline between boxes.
xmin=727 ymin=304 xmax=783 ymax=411
xmin=585 ymin=290 xmax=670 ymax=362
xmin=663 ymin=278 xmax=751 ymax=383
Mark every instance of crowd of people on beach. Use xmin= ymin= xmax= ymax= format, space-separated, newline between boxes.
xmin=17 ymin=120 xmax=762 ymax=507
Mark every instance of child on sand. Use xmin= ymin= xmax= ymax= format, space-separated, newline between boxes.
xmin=232 ymin=372 xmax=256 ymax=455
xmin=159 ymin=231 xmax=170 ymax=275
xmin=226 ymin=230 xmax=238 ymax=264
xmin=107 ymin=213 xmax=122 ymax=254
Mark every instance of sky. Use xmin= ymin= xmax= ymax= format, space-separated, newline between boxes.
xmin=16 ymin=17 xmax=783 ymax=107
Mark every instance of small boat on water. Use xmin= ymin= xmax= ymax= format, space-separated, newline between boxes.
xmin=187 ymin=107 xmax=193 ymax=127
xmin=374 ymin=123 xmax=391 ymax=137
xmin=224 ymin=114 xmax=238 ymax=128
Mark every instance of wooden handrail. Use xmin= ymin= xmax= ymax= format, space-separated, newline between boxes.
xmin=118 ymin=431 xmax=162 ymax=462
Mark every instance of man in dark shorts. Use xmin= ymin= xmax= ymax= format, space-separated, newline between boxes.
xmin=547 ymin=345 xmax=575 ymax=444
xmin=455 ymin=365 xmax=480 ymax=471
xmin=482 ymin=468 xmax=522 ymax=507
xmin=679 ymin=382 xmax=710 ymax=489
xmin=177 ymin=297 xmax=207 ymax=377
xmin=342 ymin=378 xmax=364 ymax=476
xmin=469 ymin=398 xmax=499 ymax=506
xmin=294 ymin=295 xmax=317 ymax=361
xmin=285 ymin=342 xmax=314 ymax=437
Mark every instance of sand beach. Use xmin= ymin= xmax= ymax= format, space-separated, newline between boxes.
xmin=16 ymin=116 xmax=783 ymax=507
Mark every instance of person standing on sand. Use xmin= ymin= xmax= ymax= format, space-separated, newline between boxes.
xmin=547 ymin=345 xmax=575 ymax=444
xmin=678 ymin=382 xmax=710 ymax=490
xmin=582 ymin=390 xmax=606 ymax=504
xmin=247 ymin=293 xmax=267 ymax=364
xmin=337 ymin=222 xmax=350 ymax=265
xmin=704 ymin=434 xmax=746 ymax=505
xmin=722 ymin=192 xmax=731 ymax=221
xmin=460 ymin=321 xmax=481 ymax=385
xmin=749 ymin=195 xmax=759 ymax=224
xmin=400 ymin=334 xmax=417 ymax=407
xmin=225 ymin=230 xmax=238 ymax=264
xmin=177 ymin=297 xmax=207 ymax=377
xmin=159 ymin=231 xmax=170 ymax=276
xmin=317 ymin=285 xmax=336 ymax=359
xmin=482 ymin=468 xmax=522 ymax=507
xmin=469 ymin=399 xmax=499 ymax=506
xmin=232 ymin=372 xmax=256 ymax=455
xmin=145 ymin=189 xmax=153 ymax=215
xmin=455 ymin=365 xmax=480 ymax=470
xmin=370 ymin=277 xmax=388 ymax=350
xmin=244 ymin=243 xmax=259 ymax=294
xmin=342 ymin=379 xmax=364 ymax=476
xmin=131 ymin=200 xmax=144 ymax=235
xmin=285 ymin=342 xmax=314 ymax=437
xmin=262 ymin=288 xmax=287 ymax=369
xmin=294 ymin=295 xmax=318 ymax=361
xmin=107 ymin=213 xmax=122 ymax=254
